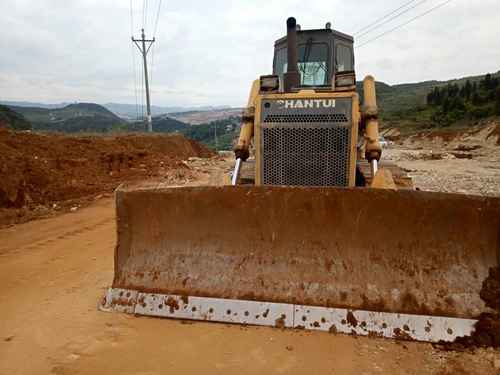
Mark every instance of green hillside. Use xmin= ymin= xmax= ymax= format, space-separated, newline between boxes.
xmin=9 ymin=103 xmax=125 ymax=133
xmin=424 ymin=73 xmax=500 ymax=127
xmin=0 ymin=105 xmax=32 ymax=130
xmin=359 ymin=71 xmax=500 ymax=131
xmin=183 ymin=117 xmax=241 ymax=150
xmin=149 ymin=115 xmax=240 ymax=151
xmin=152 ymin=116 xmax=190 ymax=132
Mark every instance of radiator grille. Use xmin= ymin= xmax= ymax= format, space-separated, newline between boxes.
xmin=260 ymin=99 xmax=352 ymax=187
xmin=263 ymin=114 xmax=348 ymax=124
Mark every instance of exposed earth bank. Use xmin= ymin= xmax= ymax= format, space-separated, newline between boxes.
xmin=0 ymin=129 xmax=213 ymax=226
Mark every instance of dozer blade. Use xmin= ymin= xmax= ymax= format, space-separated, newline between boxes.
xmin=101 ymin=183 xmax=500 ymax=342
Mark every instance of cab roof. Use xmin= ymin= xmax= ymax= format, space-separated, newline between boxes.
xmin=274 ymin=28 xmax=354 ymax=47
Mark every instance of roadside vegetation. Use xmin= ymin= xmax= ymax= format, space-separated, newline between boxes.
xmin=426 ymin=73 xmax=500 ymax=127
xmin=380 ymin=72 xmax=500 ymax=133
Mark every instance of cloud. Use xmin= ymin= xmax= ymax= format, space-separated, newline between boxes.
xmin=0 ymin=0 xmax=499 ymax=107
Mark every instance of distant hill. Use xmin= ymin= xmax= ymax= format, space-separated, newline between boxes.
xmin=169 ymin=108 xmax=244 ymax=125
xmin=103 ymin=103 xmax=232 ymax=119
xmin=152 ymin=116 xmax=190 ymax=132
xmin=0 ymin=100 xmax=66 ymax=110
xmin=4 ymin=70 xmax=498 ymax=135
xmin=0 ymin=101 xmax=235 ymax=120
xmin=122 ymin=116 xmax=190 ymax=133
xmin=8 ymin=103 xmax=126 ymax=133
xmin=182 ymin=117 xmax=241 ymax=150
xmin=357 ymin=72 xmax=499 ymax=115
xmin=135 ymin=115 xmax=241 ymax=151
xmin=0 ymin=105 xmax=32 ymax=130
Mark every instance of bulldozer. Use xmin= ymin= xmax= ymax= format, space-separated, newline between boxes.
xmin=101 ymin=18 xmax=500 ymax=343
xmin=231 ymin=17 xmax=390 ymax=189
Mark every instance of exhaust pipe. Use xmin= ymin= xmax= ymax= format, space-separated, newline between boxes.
xmin=283 ymin=17 xmax=300 ymax=92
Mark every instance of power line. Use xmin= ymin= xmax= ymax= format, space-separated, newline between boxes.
xmin=129 ymin=0 xmax=134 ymax=36
xmin=356 ymin=0 xmax=453 ymax=48
xmin=356 ymin=0 xmax=429 ymax=39
xmin=150 ymin=43 xmax=155 ymax=93
xmin=142 ymin=0 xmax=146 ymax=29
xmin=353 ymin=0 xmax=419 ymax=35
xmin=150 ymin=0 xmax=163 ymax=116
xmin=130 ymin=0 xmax=139 ymax=120
xmin=153 ymin=0 xmax=163 ymax=38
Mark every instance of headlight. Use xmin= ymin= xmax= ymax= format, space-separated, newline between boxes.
xmin=260 ymin=75 xmax=280 ymax=92
xmin=335 ymin=72 xmax=356 ymax=87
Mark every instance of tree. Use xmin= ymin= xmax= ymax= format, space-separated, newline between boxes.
xmin=427 ymin=91 xmax=434 ymax=105
xmin=446 ymin=84 xmax=454 ymax=97
xmin=495 ymin=87 xmax=500 ymax=115
xmin=482 ymin=73 xmax=493 ymax=90
xmin=450 ymin=97 xmax=466 ymax=111
xmin=443 ymin=97 xmax=451 ymax=112
xmin=459 ymin=85 xmax=466 ymax=98
xmin=464 ymin=80 xmax=472 ymax=100
xmin=472 ymin=92 xmax=482 ymax=106
xmin=492 ymin=77 xmax=499 ymax=89
xmin=433 ymin=87 xmax=443 ymax=105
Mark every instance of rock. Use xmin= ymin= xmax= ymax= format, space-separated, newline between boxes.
xmin=285 ymin=345 xmax=293 ymax=351
xmin=441 ymin=153 xmax=456 ymax=160
xmin=70 ymin=206 xmax=78 ymax=212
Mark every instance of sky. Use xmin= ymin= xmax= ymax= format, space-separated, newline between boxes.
xmin=0 ymin=0 xmax=499 ymax=108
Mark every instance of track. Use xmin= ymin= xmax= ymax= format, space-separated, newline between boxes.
xmin=0 ymin=158 xmax=498 ymax=374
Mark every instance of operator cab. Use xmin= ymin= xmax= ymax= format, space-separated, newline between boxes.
xmin=266 ymin=23 xmax=355 ymax=92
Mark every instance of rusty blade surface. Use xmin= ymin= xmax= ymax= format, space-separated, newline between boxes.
xmin=113 ymin=184 xmax=500 ymax=319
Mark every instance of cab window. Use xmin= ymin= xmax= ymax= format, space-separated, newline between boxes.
xmin=275 ymin=43 xmax=329 ymax=86
xmin=336 ymin=44 xmax=353 ymax=72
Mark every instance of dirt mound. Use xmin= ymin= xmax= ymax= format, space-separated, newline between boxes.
xmin=437 ymin=314 xmax=500 ymax=351
xmin=0 ymin=130 xmax=214 ymax=226
xmin=480 ymin=267 xmax=500 ymax=311
xmin=401 ymin=119 xmax=500 ymax=149
xmin=436 ymin=267 xmax=500 ymax=351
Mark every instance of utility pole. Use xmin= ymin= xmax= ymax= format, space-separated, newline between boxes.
xmin=132 ymin=29 xmax=155 ymax=132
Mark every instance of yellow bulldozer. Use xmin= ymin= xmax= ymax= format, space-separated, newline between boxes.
xmin=232 ymin=17 xmax=387 ymax=189
xmin=101 ymin=18 xmax=500 ymax=343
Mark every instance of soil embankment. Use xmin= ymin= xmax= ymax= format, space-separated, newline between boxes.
xmin=0 ymin=129 xmax=213 ymax=226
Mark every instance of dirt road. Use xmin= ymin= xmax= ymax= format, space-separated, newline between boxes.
xmin=1 ymin=156 xmax=499 ymax=374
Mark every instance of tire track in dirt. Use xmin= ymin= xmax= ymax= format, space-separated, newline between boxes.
xmin=0 ymin=203 xmax=114 ymax=256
